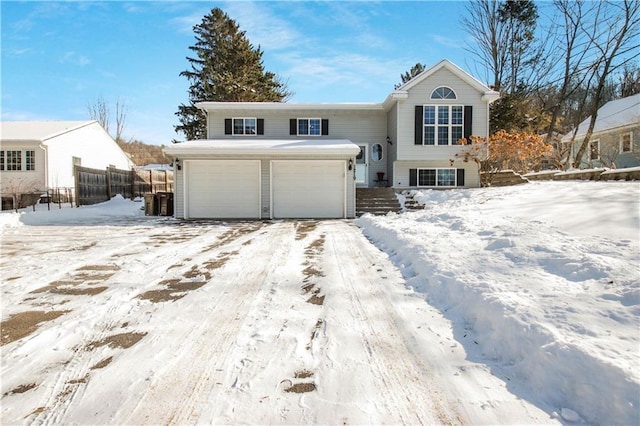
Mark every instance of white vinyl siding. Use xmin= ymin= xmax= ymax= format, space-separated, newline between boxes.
xmin=398 ymin=67 xmax=488 ymax=161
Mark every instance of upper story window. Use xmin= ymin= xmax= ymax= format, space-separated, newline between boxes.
xmin=0 ymin=150 xmax=35 ymax=171
xmin=431 ymin=86 xmax=457 ymax=100
xmin=233 ymin=117 xmax=256 ymax=135
xmin=422 ymin=105 xmax=464 ymax=145
xmin=225 ymin=118 xmax=263 ymax=135
xmin=620 ymin=132 xmax=632 ymax=153
xmin=298 ymin=118 xmax=321 ymax=136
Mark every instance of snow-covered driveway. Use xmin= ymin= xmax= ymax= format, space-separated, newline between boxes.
xmin=1 ymin=212 xmax=553 ymax=425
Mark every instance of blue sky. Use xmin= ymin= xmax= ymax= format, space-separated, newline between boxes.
xmin=3 ymin=0 xmax=491 ymax=145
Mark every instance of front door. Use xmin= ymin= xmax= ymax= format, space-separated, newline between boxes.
xmin=355 ymin=144 xmax=368 ymax=186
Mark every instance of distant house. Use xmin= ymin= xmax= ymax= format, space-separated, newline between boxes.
xmin=0 ymin=120 xmax=133 ymax=204
xmin=562 ymin=94 xmax=640 ymax=169
xmin=164 ymin=59 xmax=499 ymax=219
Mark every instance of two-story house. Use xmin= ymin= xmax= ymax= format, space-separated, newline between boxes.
xmin=164 ymin=59 xmax=499 ymax=219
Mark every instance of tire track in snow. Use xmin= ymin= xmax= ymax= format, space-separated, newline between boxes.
xmin=323 ymin=221 xmax=464 ymax=425
xmin=13 ymin=223 xmax=254 ymax=424
xmin=120 ymin=222 xmax=295 ymax=424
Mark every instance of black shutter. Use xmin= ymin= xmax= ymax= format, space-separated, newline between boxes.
xmin=409 ymin=169 xmax=418 ymax=186
xmin=464 ymin=106 xmax=473 ymax=140
xmin=290 ymin=119 xmax=297 ymax=135
xmin=224 ymin=118 xmax=232 ymax=135
xmin=415 ymin=106 xmax=423 ymax=145
xmin=257 ymin=119 xmax=264 ymax=135
xmin=457 ymin=168 xmax=465 ymax=186
xmin=321 ymin=119 xmax=329 ymax=135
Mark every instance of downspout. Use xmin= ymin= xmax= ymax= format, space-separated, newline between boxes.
xmin=39 ymin=144 xmax=48 ymax=190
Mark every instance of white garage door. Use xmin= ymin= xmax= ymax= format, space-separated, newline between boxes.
xmin=272 ymin=160 xmax=345 ymax=219
xmin=186 ymin=160 xmax=260 ymax=219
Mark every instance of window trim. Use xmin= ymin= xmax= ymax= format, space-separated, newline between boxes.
xmin=25 ymin=150 xmax=35 ymax=171
xmin=297 ymin=118 xmax=322 ymax=136
xmin=620 ymin=132 xmax=633 ymax=153
xmin=430 ymin=86 xmax=457 ymax=100
xmin=371 ymin=143 xmax=383 ymax=162
xmin=422 ymin=104 xmax=464 ymax=146
xmin=232 ymin=117 xmax=257 ymax=136
xmin=589 ymin=139 xmax=600 ymax=161
xmin=417 ymin=167 xmax=457 ymax=187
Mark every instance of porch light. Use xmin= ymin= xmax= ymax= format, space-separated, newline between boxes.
xmin=174 ymin=158 xmax=181 ymax=171
xmin=348 ymin=158 xmax=354 ymax=171
xmin=386 ymin=136 xmax=393 ymax=145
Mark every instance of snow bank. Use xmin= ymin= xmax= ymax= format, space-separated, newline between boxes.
xmin=0 ymin=195 xmax=146 ymax=228
xmin=357 ymin=181 xmax=640 ymax=425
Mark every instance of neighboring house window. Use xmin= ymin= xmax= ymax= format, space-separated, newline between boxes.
xmin=372 ymin=143 xmax=383 ymax=161
xmin=431 ymin=86 xmax=457 ymax=100
xmin=290 ymin=118 xmax=329 ymax=136
xmin=233 ymin=118 xmax=256 ymax=135
xmin=589 ymin=140 xmax=600 ymax=161
xmin=620 ymin=132 xmax=632 ymax=153
xmin=0 ymin=151 xmax=4 ymax=171
xmin=422 ymin=105 xmax=464 ymax=145
xmin=25 ymin=150 xmax=35 ymax=171
xmin=6 ymin=150 xmax=22 ymax=171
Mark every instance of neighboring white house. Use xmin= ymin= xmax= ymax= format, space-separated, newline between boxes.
xmin=164 ymin=59 xmax=499 ymax=220
xmin=562 ymin=94 xmax=640 ymax=169
xmin=0 ymin=120 xmax=133 ymax=199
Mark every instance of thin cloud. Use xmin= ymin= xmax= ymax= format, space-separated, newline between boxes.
xmin=60 ymin=51 xmax=91 ymax=67
xmin=220 ymin=1 xmax=302 ymax=51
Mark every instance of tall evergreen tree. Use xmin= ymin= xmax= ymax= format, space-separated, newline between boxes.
xmin=394 ymin=63 xmax=425 ymax=89
xmin=175 ymin=8 xmax=291 ymax=141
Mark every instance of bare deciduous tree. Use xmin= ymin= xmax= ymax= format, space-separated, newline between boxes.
xmin=573 ymin=0 xmax=640 ymax=167
xmin=87 ymin=96 xmax=110 ymax=134
xmin=87 ymin=96 xmax=129 ymax=142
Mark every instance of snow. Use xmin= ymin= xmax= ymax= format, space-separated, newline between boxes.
xmin=1 ymin=181 xmax=638 ymax=425
xmin=561 ymin=94 xmax=640 ymax=142
xmin=358 ymin=181 xmax=639 ymax=425
xmin=163 ymin=139 xmax=361 ymax=156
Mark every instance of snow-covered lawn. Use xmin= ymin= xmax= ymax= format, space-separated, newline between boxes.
xmin=1 ymin=181 xmax=638 ymax=425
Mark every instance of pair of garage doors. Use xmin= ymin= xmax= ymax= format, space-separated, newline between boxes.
xmin=186 ymin=160 xmax=346 ymax=219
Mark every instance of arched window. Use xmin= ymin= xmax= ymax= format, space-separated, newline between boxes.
xmin=430 ymin=87 xmax=457 ymax=100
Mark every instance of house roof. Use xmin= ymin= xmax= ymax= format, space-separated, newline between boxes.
xmin=196 ymin=60 xmax=499 ymax=114
xmin=196 ymin=102 xmax=385 ymax=112
xmin=561 ymin=94 xmax=640 ymax=142
xmin=163 ymin=139 xmax=360 ymax=157
xmin=390 ymin=59 xmax=500 ymax=103
xmin=0 ymin=121 xmax=96 ymax=142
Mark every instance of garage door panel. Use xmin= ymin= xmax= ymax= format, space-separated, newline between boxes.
xmin=187 ymin=160 xmax=260 ymax=219
xmin=272 ymin=161 xmax=344 ymax=219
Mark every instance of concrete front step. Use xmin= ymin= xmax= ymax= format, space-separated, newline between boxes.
xmin=355 ymin=188 xmax=401 ymax=216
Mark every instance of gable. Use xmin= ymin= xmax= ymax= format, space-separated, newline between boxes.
xmin=397 ymin=60 xmax=497 ymax=99
xmin=404 ymin=67 xmax=487 ymax=105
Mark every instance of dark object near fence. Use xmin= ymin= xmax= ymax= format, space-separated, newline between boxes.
xmin=144 ymin=192 xmax=173 ymax=216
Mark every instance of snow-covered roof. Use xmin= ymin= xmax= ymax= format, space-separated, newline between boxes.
xmin=561 ymin=94 xmax=640 ymax=142
xmin=0 ymin=121 xmax=96 ymax=142
xmin=163 ymin=139 xmax=361 ymax=157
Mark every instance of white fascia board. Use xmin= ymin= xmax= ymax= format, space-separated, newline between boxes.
xmin=195 ymin=102 xmax=384 ymax=112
